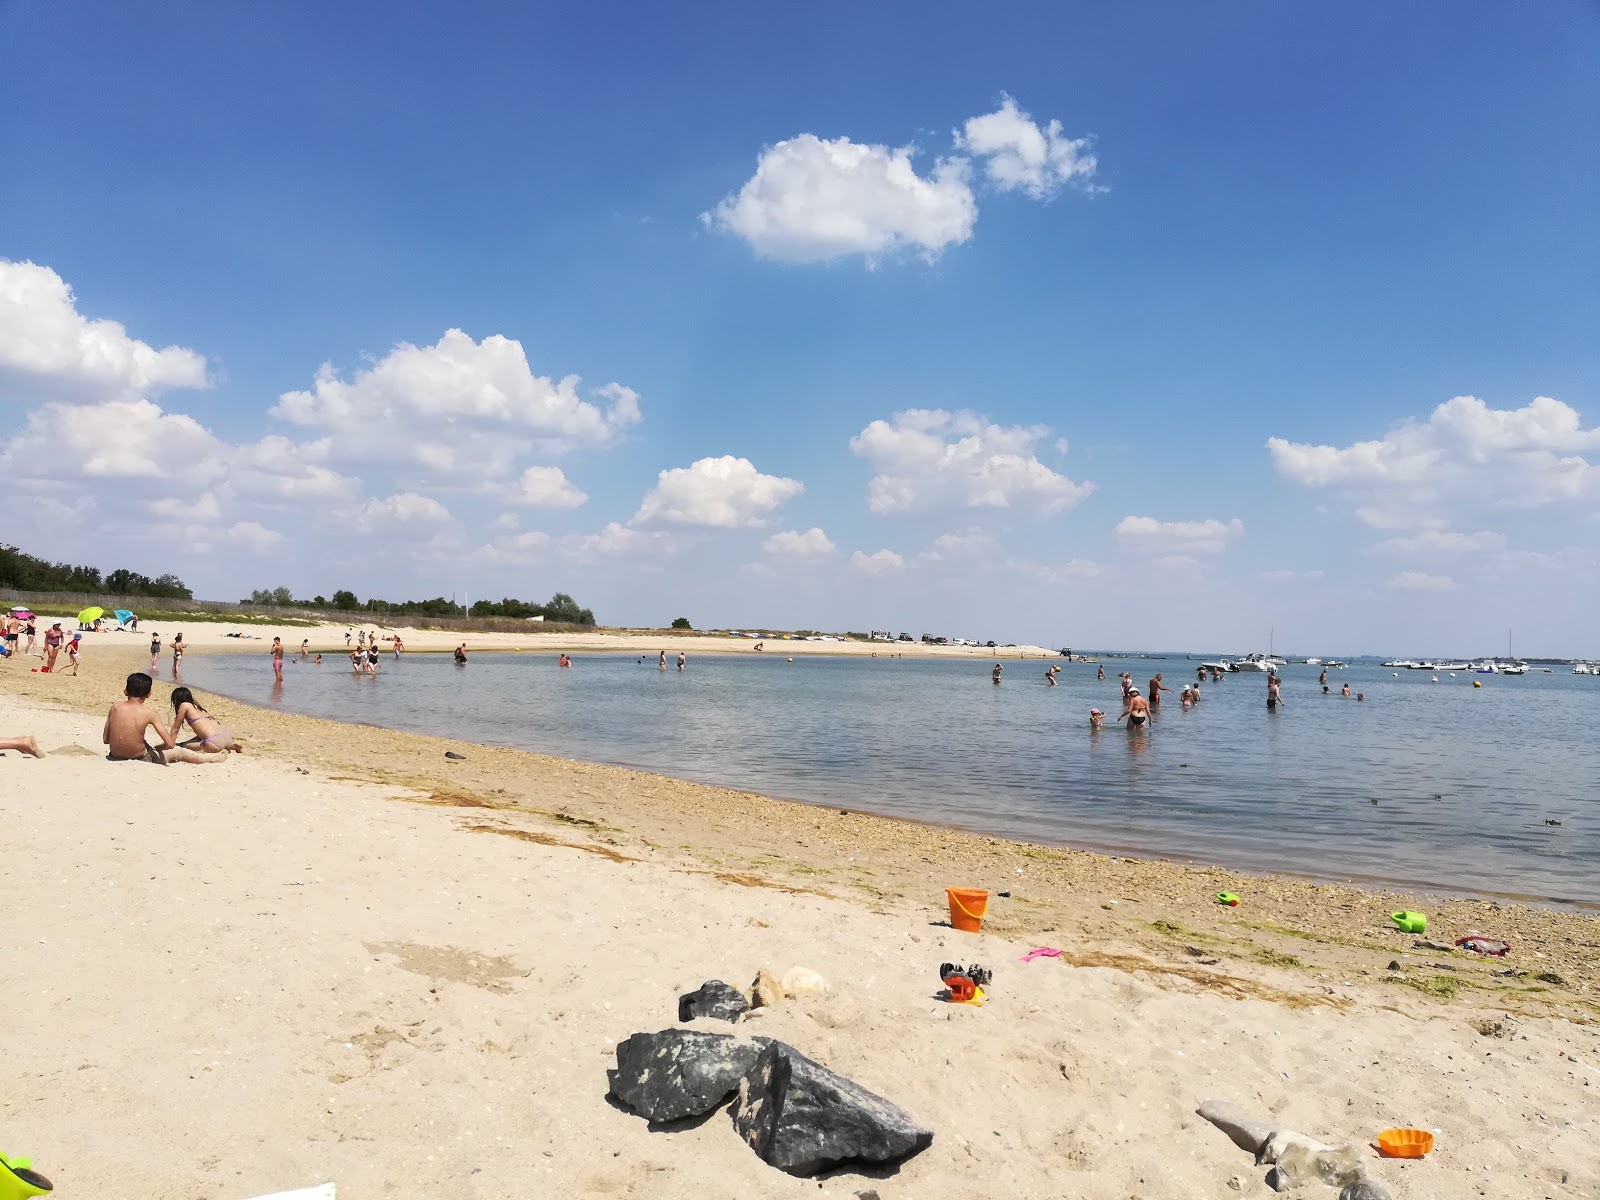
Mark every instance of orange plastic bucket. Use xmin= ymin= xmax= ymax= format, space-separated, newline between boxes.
xmin=946 ymin=888 xmax=989 ymax=933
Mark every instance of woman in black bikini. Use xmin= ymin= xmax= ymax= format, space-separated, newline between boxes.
xmin=1119 ymin=686 xmax=1150 ymax=730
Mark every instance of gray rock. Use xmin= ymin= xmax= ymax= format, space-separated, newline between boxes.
xmin=608 ymin=1029 xmax=771 ymax=1122
xmin=731 ymin=1042 xmax=933 ymax=1175
xmin=678 ymin=979 xmax=750 ymax=1023
xmin=1340 ymin=1179 xmax=1393 ymax=1200
xmin=1197 ymin=1099 xmax=1275 ymax=1156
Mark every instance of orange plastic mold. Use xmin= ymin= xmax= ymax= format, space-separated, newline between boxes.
xmin=1376 ymin=1128 xmax=1433 ymax=1158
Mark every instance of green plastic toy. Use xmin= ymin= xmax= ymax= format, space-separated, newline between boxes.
xmin=0 ymin=1151 xmax=52 ymax=1199
xmin=1389 ymin=910 xmax=1427 ymax=934
xmin=1216 ymin=891 xmax=1240 ymax=906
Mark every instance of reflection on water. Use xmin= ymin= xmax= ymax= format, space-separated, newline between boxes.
xmin=179 ymin=652 xmax=1600 ymax=907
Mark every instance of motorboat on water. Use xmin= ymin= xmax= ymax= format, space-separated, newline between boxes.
xmin=1232 ymin=653 xmax=1286 ymax=673
xmin=1575 ymin=662 xmax=1600 ymax=675
xmin=1435 ymin=662 xmax=1470 ymax=671
xmin=1382 ymin=659 xmax=1420 ymax=669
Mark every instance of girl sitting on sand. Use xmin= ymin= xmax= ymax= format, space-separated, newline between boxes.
xmin=170 ymin=687 xmax=245 ymax=753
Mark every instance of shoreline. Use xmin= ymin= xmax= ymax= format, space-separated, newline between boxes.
xmin=5 ymin=638 xmax=1597 ymax=1019
xmin=4 ymin=646 xmax=1599 ymax=1196
xmin=155 ymin=669 xmax=1600 ymax=915
xmin=175 ymin=641 xmax=1599 ymax=916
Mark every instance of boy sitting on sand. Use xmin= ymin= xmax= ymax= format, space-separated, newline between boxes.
xmin=103 ymin=672 xmax=229 ymax=765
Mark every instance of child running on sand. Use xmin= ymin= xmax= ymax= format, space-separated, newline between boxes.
xmin=103 ymin=673 xmax=228 ymax=765
xmin=170 ymin=686 xmax=244 ymax=753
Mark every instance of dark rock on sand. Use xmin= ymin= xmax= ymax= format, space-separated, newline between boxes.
xmin=608 ymin=1029 xmax=772 ymax=1122
xmin=678 ymin=979 xmax=750 ymax=1023
xmin=731 ymin=1042 xmax=933 ymax=1175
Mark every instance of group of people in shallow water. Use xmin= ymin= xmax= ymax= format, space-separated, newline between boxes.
xmin=988 ymin=660 xmax=1369 ymax=731
xmin=261 ymin=630 xmax=402 ymax=681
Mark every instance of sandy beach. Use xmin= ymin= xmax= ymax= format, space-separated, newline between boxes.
xmin=3 ymin=635 xmax=1597 ymax=1199
xmin=20 ymin=616 xmax=1066 ymax=659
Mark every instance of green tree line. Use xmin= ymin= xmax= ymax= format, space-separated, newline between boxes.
xmin=1 ymin=543 xmax=193 ymax=599
xmin=244 ymin=586 xmax=595 ymax=625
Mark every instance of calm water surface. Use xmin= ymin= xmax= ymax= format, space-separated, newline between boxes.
xmin=178 ymin=652 xmax=1600 ymax=908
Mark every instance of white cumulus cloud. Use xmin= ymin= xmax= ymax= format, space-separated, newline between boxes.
xmin=1389 ymin=570 xmax=1457 ymax=592
xmin=1116 ymin=516 xmax=1244 ymax=555
xmin=562 ymin=522 xmax=681 ymax=557
xmin=634 ymin=455 xmax=803 ymax=528
xmin=567 ymin=522 xmax=677 ymax=557
xmin=231 ymin=435 xmax=359 ymax=503
xmin=763 ymin=527 xmax=836 ymax=556
xmin=506 ymin=465 xmax=588 ymax=509
xmin=272 ymin=329 xmax=642 ymax=476
xmin=0 ymin=259 xmax=208 ymax=403
xmin=703 ymin=134 xmax=976 ymax=263
xmin=347 ymin=492 xmax=451 ymax=533
xmin=851 ymin=409 xmax=1093 ymax=515
xmin=0 ymin=398 xmax=226 ymax=484
xmin=470 ymin=530 xmax=553 ymax=567
xmin=955 ymin=95 xmax=1099 ymax=199
xmin=851 ymin=548 xmax=905 ymax=575
xmin=704 ymin=97 xmax=1097 ymax=264
xmin=149 ymin=493 xmax=223 ymax=522
xmin=1268 ymin=395 xmax=1600 ymax=526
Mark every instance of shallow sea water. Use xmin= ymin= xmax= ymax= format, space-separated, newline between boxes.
xmin=179 ymin=651 xmax=1600 ymax=907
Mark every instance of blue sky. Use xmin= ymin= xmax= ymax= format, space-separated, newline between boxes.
xmin=2 ymin=2 xmax=1597 ymax=654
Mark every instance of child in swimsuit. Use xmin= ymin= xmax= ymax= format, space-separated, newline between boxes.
xmin=170 ymin=686 xmax=244 ymax=752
